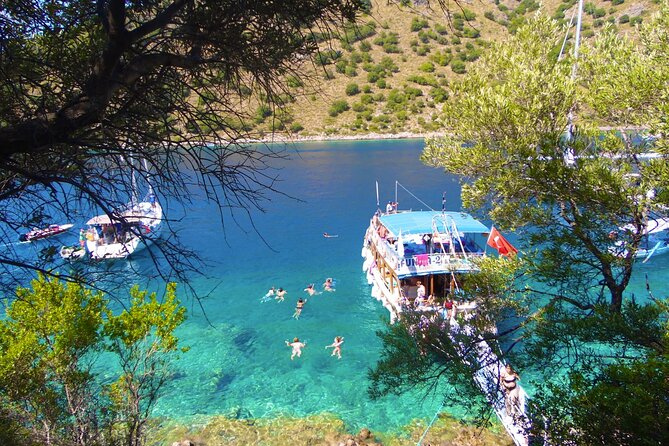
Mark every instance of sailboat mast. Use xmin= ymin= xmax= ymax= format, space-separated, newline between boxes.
xmin=564 ymin=0 xmax=584 ymax=166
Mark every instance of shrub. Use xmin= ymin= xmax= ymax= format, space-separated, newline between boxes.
xmin=411 ymin=17 xmax=429 ymax=32
xmin=376 ymin=78 xmax=387 ymax=89
xmin=451 ymin=60 xmax=466 ymax=74
xmin=416 ymin=46 xmax=429 ymax=56
xmin=429 ymin=87 xmax=449 ymax=103
xmin=362 ymin=85 xmax=372 ymax=93
xmin=360 ymin=41 xmax=372 ymax=52
xmin=619 ymin=14 xmax=630 ymax=23
xmin=630 ymin=15 xmax=643 ymax=25
xmin=484 ymin=11 xmax=496 ymax=21
xmin=611 ymin=0 xmax=624 ymax=5
xmin=419 ymin=61 xmax=435 ymax=72
xmin=434 ymin=23 xmax=448 ymax=35
xmin=286 ymin=75 xmax=303 ymax=88
xmin=335 ymin=60 xmax=348 ymax=74
xmin=289 ymin=123 xmax=304 ymax=133
xmin=344 ymin=65 xmax=357 ymax=77
xmin=345 ymin=83 xmax=360 ymax=96
xmin=463 ymin=28 xmax=481 ymax=38
xmin=328 ymin=100 xmax=350 ymax=117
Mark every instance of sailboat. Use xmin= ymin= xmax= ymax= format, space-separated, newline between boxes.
xmin=63 ymin=159 xmax=162 ymax=260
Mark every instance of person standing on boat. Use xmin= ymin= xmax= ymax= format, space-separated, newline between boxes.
xmin=416 ymin=281 xmax=426 ymax=300
xmin=79 ymin=229 xmax=86 ymax=248
xmin=285 ymin=337 xmax=306 ymax=360
xmin=500 ymin=364 xmax=521 ymax=420
xmin=293 ymin=298 xmax=307 ymax=319
xmin=386 ymin=201 xmax=393 ymax=214
xmin=325 ymin=336 xmax=344 ymax=359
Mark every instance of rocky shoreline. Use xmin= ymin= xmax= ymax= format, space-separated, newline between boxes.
xmin=239 ymin=131 xmax=444 ymax=144
xmin=150 ymin=412 xmax=513 ymax=446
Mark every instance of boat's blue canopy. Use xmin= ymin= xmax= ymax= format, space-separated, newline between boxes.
xmin=379 ymin=211 xmax=489 ymax=236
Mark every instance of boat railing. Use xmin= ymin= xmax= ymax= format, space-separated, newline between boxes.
xmin=369 ymin=226 xmax=483 ymax=274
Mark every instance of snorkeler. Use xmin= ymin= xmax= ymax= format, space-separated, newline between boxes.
xmin=261 ymin=286 xmax=276 ymax=302
xmin=285 ymin=337 xmax=306 ymax=360
xmin=325 ymin=336 xmax=344 ymax=359
xmin=293 ymin=298 xmax=307 ymax=319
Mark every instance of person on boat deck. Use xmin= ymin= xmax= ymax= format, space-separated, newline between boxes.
xmin=285 ymin=337 xmax=306 ymax=360
xmin=79 ymin=229 xmax=86 ymax=248
xmin=500 ymin=364 xmax=521 ymax=420
xmin=443 ymin=298 xmax=455 ymax=320
xmin=86 ymin=227 xmax=97 ymax=242
xmin=323 ymin=278 xmax=335 ymax=292
xmin=425 ymin=294 xmax=435 ymax=306
xmin=304 ymin=284 xmax=317 ymax=296
xmin=293 ymin=298 xmax=307 ymax=319
xmin=325 ymin=336 xmax=344 ymax=359
xmin=275 ymin=288 xmax=286 ymax=302
xmin=377 ymin=225 xmax=388 ymax=239
xmin=416 ymin=281 xmax=426 ymax=300
xmin=414 ymin=293 xmax=426 ymax=308
xmin=386 ymin=201 xmax=393 ymax=214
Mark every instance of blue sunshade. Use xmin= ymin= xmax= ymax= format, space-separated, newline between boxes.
xmin=379 ymin=211 xmax=489 ymax=236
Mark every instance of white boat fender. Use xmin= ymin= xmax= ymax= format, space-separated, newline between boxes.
xmin=362 ymin=257 xmax=372 ymax=272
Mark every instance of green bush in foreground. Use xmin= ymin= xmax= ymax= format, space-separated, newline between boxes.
xmin=0 ymin=276 xmax=186 ymax=446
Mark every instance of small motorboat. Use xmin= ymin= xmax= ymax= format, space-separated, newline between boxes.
xmin=19 ymin=223 xmax=74 ymax=242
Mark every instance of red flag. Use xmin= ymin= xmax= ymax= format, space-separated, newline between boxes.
xmin=487 ymin=226 xmax=518 ymax=257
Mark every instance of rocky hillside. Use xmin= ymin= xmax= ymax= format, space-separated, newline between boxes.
xmin=234 ymin=0 xmax=660 ymax=139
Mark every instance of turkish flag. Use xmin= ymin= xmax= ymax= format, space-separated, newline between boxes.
xmin=487 ymin=226 xmax=518 ymax=257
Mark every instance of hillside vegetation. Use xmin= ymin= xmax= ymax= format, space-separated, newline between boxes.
xmin=225 ymin=0 xmax=660 ymax=139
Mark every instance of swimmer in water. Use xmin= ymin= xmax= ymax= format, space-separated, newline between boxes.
xmin=304 ymin=284 xmax=317 ymax=296
xmin=323 ymin=278 xmax=335 ymax=292
xmin=285 ymin=337 xmax=306 ymax=360
xmin=325 ymin=336 xmax=344 ymax=359
xmin=275 ymin=288 xmax=286 ymax=302
xmin=293 ymin=298 xmax=307 ymax=319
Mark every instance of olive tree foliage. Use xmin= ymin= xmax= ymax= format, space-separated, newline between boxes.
xmin=0 ymin=275 xmax=186 ymax=446
xmin=371 ymin=7 xmax=669 ymax=444
xmin=0 ymin=0 xmax=365 ymax=291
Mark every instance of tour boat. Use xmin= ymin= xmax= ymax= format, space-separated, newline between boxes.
xmin=19 ymin=223 xmax=73 ymax=242
xmin=361 ymin=183 xmax=529 ymax=446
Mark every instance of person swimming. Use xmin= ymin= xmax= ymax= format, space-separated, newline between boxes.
xmin=304 ymin=284 xmax=318 ymax=296
xmin=261 ymin=286 xmax=276 ymax=302
xmin=323 ymin=278 xmax=335 ymax=292
xmin=275 ymin=288 xmax=286 ymax=302
xmin=325 ymin=336 xmax=344 ymax=359
xmin=285 ymin=337 xmax=306 ymax=360
xmin=293 ymin=298 xmax=307 ymax=319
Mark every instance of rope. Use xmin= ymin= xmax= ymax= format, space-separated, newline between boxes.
xmin=416 ymin=399 xmax=446 ymax=446
xmin=396 ymin=181 xmax=435 ymax=211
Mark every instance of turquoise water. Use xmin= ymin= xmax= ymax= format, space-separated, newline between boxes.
xmin=147 ymin=139 xmax=464 ymax=432
xmin=44 ymin=138 xmax=669 ymax=434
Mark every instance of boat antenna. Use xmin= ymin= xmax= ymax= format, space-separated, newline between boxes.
xmin=564 ymin=0 xmax=584 ymax=167
xmin=395 ymin=180 xmax=398 ymax=207
xmin=441 ymin=192 xmax=446 ymax=213
xmin=375 ymin=180 xmax=380 ymax=207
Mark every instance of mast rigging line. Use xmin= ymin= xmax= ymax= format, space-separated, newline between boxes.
xmin=396 ymin=181 xmax=436 ymax=211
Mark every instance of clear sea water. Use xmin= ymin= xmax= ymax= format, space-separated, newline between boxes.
xmin=148 ymin=139 xmax=466 ymax=433
xmin=18 ymin=138 xmax=668 ymax=435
